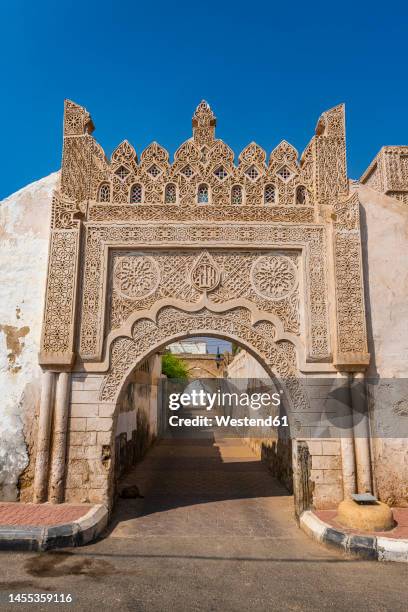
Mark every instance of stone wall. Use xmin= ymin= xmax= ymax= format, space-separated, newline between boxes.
xmin=226 ymin=350 xmax=344 ymax=509
xmin=63 ymin=355 xmax=162 ymax=505
xmin=65 ymin=373 xmax=113 ymax=504
xmin=226 ymin=350 xmax=292 ymax=494
xmin=0 ymin=174 xmax=57 ymax=500
xmin=114 ymin=355 xmax=162 ymax=481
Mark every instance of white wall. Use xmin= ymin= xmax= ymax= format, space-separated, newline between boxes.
xmin=357 ymin=183 xmax=408 ymax=505
xmin=0 ymin=173 xmax=57 ymax=499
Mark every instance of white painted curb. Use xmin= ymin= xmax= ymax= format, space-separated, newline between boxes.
xmin=299 ymin=510 xmax=327 ymax=543
xmin=377 ymin=537 xmax=408 ymax=563
xmin=299 ymin=510 xmax=408 ymax=563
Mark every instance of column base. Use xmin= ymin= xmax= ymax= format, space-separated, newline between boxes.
xmin=336 ymin=499 xmax=395 ymax=532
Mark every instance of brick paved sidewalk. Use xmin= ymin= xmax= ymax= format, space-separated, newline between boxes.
xmin=0 ymin=502 xmax=94 ymax=527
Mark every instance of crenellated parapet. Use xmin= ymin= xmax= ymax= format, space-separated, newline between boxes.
xmin=39 ymin=98 xmax=370 ymax=377
xmin=55 ymin=100 xmax=334 ymax=223
xmin=302 ymin=103 xmax=348 ymax=206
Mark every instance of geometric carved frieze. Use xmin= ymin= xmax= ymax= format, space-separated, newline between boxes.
xmin=108 ymin=250 xmax=300 ymax=334
xmin=39 ymin=229 xmax=80 ymax=364
xmin=78 ymin=223 xmax=330 ymax=364
xmin=88 ymin=204 xmax=315 ymax=224
xmin=113 ymin=254 xmax=160 ymax=300
xmin=332 ymin=194 xmax=368 ymax=357
xmin=250 ymin=255 xmax=298 ymax=300
xmin=41 ymin=100 xmax=370 ymax=377
xmin=99 ymin=306 xmax=309 ymax=414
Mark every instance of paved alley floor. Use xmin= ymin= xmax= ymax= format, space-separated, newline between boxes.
xmin=0 ymin=437 xmax=407 ymax=611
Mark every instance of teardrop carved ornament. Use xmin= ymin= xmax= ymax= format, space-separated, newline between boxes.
xmin=190 ymin=251 xmax=221 ymax=292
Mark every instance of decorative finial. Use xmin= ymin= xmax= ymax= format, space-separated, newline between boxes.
xmin=192 ymin=100 xmax=216 ymax=145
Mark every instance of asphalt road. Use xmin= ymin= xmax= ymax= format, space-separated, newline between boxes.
xmin=0 ymin=437 xmax=407 ymax=611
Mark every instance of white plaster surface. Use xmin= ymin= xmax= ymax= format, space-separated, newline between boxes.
xmin=357 ymin=184 xmax=408 ymax=378
xmin=0 ymin=173 xmax=57 ymax=499
xmin=356 ymin=184 xmax=408 ymax=505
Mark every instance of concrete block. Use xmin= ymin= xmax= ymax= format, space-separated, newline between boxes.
xmin=312 ymin=455 xmax=341 ymax=470
xmin=91 ymin=475 xmax=109 ymax=488
xmin=313 ymin=484 xmax=343 ymax=509
xmin=82 ymin=376 xmax=104 ymax=392
xmin=65 ymin=473 xmax=85 ymax=489
xmin=83 ymin=446 xmax=101 ymax=460
xmin=305 ymin=385 xmax=334 ymax=399
xmin=98 ymin=404 xmax=115 ymax=418
xmin=310 ymin=469 xmax=324 ymax=483
xmin=70 ymin=390 xmax=100 ymax=404
xmin=64 ymin=488 xmax=91 ymax=504
xmin=69 ymin=418 xmax=86 ymax=432
xmin=86 ymin=417 xmax=113 ymax=432
xmin=306 ymin=440 xmax=323 ymax=455
xmin=322 ymin=469 xmax=342 ymax=484
xmin=71 ymin=404 xmax=99 ymax=418
xmin=69 ymin=431 xmax=97 ymax=446
xmin=322 ymin=440 xmax=341 ymax=455
xmin=67 ymin=446 xmax=86 ymax=460
xmin=71 ymin=377 xmax=85 ymax=391
xmin=97 ymin=431 xmax=113 ymax=445
xmin=87 ymin=459 xmax=109 ymax=477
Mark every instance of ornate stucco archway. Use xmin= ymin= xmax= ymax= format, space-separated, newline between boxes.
xmin=100 ymin=305 xmax=305 ymax=408
xmin=33 ymin=99 xmax=371 ymax=512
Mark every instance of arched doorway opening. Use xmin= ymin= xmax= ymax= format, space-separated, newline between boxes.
xmin=108 ymin=326 xmax=304 ymax=523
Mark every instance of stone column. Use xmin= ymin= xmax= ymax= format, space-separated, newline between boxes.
xmin=33 ymin=370 xmax=56 ymax=503
xmin=49 ymin=372 xmax=71 ymax=503
xmin=351 ymin=371 xmax=372 ymax=493
xmin=337 ymin=372 xmax=357 ymax=499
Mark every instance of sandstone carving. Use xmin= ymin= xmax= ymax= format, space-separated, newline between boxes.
xmin=250 ymin=255 xmax=298 ymax=300
xmin=34 ymin=99 xmax=373 ymax=506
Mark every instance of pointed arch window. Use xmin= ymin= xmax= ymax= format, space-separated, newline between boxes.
xmin=197 ymin=184 xmax=209 ymax=204
xmin=296 ymin=185 xmax=307 ymax=205
xmin=231 ymin=185 xmax=243 ymax=205
xmin=98 ymin=182 xmax=111 ymax=203
xmin=165 ymin=183 xmax=177 ymax=204
xmin=130 ymin=183 xmax=142 ymax=203
xmin=264 ymin=184 xmax=276 ymax=204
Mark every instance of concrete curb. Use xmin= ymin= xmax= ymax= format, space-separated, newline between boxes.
xmin=300 ymin=510 xmax=408 ymax=563
xmin=0 ymin=504 xmax=108 ymax=552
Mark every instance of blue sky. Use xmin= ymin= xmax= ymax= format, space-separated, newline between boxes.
xmin=1 ymin=0 xmax=407 ymax=199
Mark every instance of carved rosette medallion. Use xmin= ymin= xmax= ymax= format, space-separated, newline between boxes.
xmin=113 ymin=254 xmax=160 ymax=300
xmin=190 ymin=252 xmax=221 ymax=292
xmin=250 ymin=255 xmax=297 ymax=300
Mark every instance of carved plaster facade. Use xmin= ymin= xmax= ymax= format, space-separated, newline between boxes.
xmin=361 ymin=146 xmax=408 ymax=205
xmin=34 ymin=100 xmax=371 ymax=510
